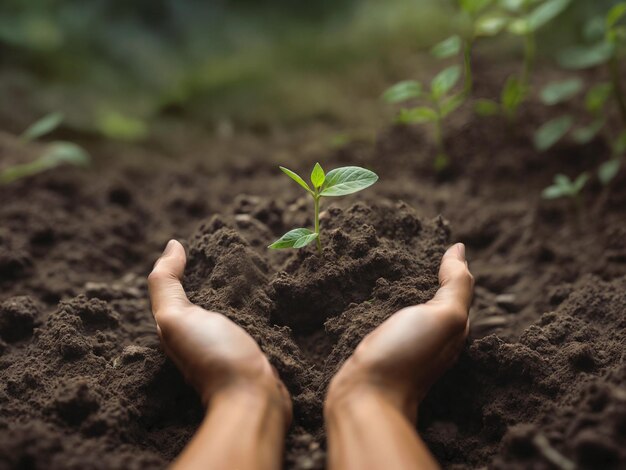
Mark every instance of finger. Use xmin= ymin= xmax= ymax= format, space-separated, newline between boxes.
xmin=148 ymin=240 xmax=190 ymax=320
xmin=430 ymin=243 xmax=474 ymax=315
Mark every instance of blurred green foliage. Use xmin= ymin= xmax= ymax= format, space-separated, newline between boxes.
xmin=0 ymin=0 xmax=621 ymax=136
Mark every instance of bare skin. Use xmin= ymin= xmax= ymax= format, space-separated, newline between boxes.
xmin=148 ymin=240 xmax=292 ymax=470
xmin=324 ymin=243 xmax=473 ymax=470
xmin=148 ymin=240 xmax=473 ymax=470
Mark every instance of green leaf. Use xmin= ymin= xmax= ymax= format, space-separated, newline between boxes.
xmin=474 ymin=99 xmax=500 ymax=116
xmin=526 ymin=0 xmax=571 ymax=32
xmin=475 ymin=15 xmax=510 ymax=36
xmin=540 ymin=78 xmax=583 ymax=105
xmin=96 ymin=110 xmax=148 ymax=142
xmin=558 ymin=42 xmax=614 ymax=69
xmin=268 ymin=228 xmax=318 ymax=249
xmin=320 ymin=166 xmax=379 ymax=197
xmin=440 ymin=94 xmax=465 ymax=117
xmin=572 ymin=172 xmax=589 ymax=192
xmin=20 ymin=112 xmax=64 ymax=142
xmin=607 ymin=3 xmax=626 ymax=28
xmin=39 ymin=142 xmax=90 ymax=168
xmin=584 ymin=16 xmax=606 ymax=42
xmin=554 ymin=174 xmax=570 ymax=187
xmin=0 ymin=142 xmax=90 ymax=185
xmin=508 ymin=18 xmax=530 ymax=35
xmin=572 ymin=119 xmax=604 ymax=144
xmin=598 ymin=159 xmax=621 ymax=185
xmin=533 ymin=115 xmax=574 ymax=151
xmin=500 ymin=0 xmax=525 ymax=13
xmin=279 ymin=166 xmax=313 ymax=194
xmin=383 ymin=81 xmax=422 ymax=103
xmin=431 ymin=65 xmax=462 ymax=100
xmin=311 ymin=162 xmax=325 ymax=188
xmin=501 ymin=75 xmax=526 ymax=113
xmin=585 ymin=82 xmax=613 ymax=113
xmin=460 ymin=0 xmax=493 ymax=14
xmin=542 ymin=184 xmax=567 ymax=200
xmin=397 ymin=107 xmax=439 ymax=124
xmin=431 ymin=35 xmax=462 ymax=58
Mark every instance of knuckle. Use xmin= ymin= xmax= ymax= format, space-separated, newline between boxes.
xmin=147 ymin=268 xmax=173 ymax=284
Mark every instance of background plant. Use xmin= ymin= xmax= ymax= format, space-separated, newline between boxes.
xmin=542 ymin=172 xmax=588 ymax=218
xmin=269 ymin=163 xmax=378 ymax=254
xmin=532 ymin=3 xmax=625 ymax=186
xmin=473 ymin=0 xmax=572 ymax=120
xmin=0 ymin=113 xmax=90 ymax=185
xmin=383 ymin=66 xmax=464 ymax=171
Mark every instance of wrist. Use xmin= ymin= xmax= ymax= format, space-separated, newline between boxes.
xmin=325 ymin=374 xmax=418 ymax=422
xmin=207 ymin=380 xmax=291 ymax=429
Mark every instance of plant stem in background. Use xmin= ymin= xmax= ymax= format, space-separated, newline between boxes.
xmin=463 ymin=39 xmax=474 ymax=96
xmin=521 ymin=30 xmax=536 ymax=91
xmin=609 ymin=55 xmax=626 ymax=126
xmin=434 ymin=110 xmax=448 ymax=171
xmin=314 ymin=195 xmax=322 ymax=254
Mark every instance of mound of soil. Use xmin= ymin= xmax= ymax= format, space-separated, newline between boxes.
xmin=182 ymin=201 xmax=448 ymax=466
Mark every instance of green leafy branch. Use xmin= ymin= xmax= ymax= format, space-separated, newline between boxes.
xmin=269 ymin=164 xmax=378 ymax=254
xmin=534 ymin=3 xmax=626 ymax=186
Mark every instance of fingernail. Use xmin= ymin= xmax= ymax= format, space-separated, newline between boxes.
xmin=163 ymin=239 xmax=176 ymax=255
xmin=457 ymin=243 xmax=466 ymax=260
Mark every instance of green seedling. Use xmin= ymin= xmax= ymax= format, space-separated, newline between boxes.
xmin=558 ymin=2 xmax=626 ymax=125
xmin=20 ymin=111 xmax=64 ymax=142
xmin=431 ymin=0 xmax=498 ymax=96
xmin=542 ymin=172 xmax=589 ymax=216
xmin=269 ymin=163 xmax=378 ymax=254
xmin=474 ymin=0 xmax=572 ymax=120
xmin=548 ymin=3 xmax=626 ymax=185
xmin=0 ymin=113 xmax=90 ymax=185
xmin=384 ymin=66 xmax=464 ymax=171
xmin=533 ymin=81 xmax=608 ymax=151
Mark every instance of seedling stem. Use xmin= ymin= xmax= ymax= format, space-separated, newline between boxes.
xmin=609 ymin=55 xmax=626 ymax=125
xmin=463 ymin=39 xmax=474 ymax=96
xmin=314 ymin=194 xmax=322 ymax=254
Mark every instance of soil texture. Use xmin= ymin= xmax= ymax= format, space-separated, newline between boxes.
xmin=0 ymin=64 xmax=625 ymax=469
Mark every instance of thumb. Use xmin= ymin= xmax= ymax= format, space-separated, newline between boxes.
xmin=148 ymin=240 xmax=190 ymax=321
xmin=430 ymin=243 xmax=474 ymax=316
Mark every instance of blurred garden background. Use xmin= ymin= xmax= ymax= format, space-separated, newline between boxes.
xmin=0 ymin=0 xmax=619 ymax=146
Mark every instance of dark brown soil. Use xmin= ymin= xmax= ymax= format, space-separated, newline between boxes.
xmin=1 ymin=65 xmax=625 ymax=469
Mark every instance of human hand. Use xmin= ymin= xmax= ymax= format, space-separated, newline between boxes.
xmin=148 ymin=240 xmax=291 ymax=424
xmin=325 ymin=243 xmax=473 ymax=420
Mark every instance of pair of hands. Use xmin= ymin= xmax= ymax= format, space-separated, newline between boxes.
xmin=148 ymin=240 xmax=473 ymax=427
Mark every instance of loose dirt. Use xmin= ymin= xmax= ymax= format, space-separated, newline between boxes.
xmin=0 ymin=66 xmax=625 ymax=469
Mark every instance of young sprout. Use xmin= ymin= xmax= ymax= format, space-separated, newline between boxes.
xmin=269 ymin=163 xmax=378 ymax=254
xmin=532 ymin=80 xmax=610 ymax=151
xmin=431 ymin=0 xmax=498 ymax=96
xmin=0 ymin=113 xmax=90 ymax=185
xmin=384 ymin=66 xmax=464 ymax=171
xmin=474 ymin=0 xmax=572 ymax=120
xmin=542 ymin=172 xmax=589 ymax=216
xmin=559 ymin=2 xmax=626 ymax=124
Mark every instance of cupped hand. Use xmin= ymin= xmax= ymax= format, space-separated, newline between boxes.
xmin=148 ymin=240 xmax=291 ymax=423
xmin=326 ymin=243 xmax=474 ymax=420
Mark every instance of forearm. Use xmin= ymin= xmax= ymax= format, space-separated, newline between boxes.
xmin=171 ymin=387 xmax=287 ymax=470
xmin=325 ymin=390 xmax=440 ymax=470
